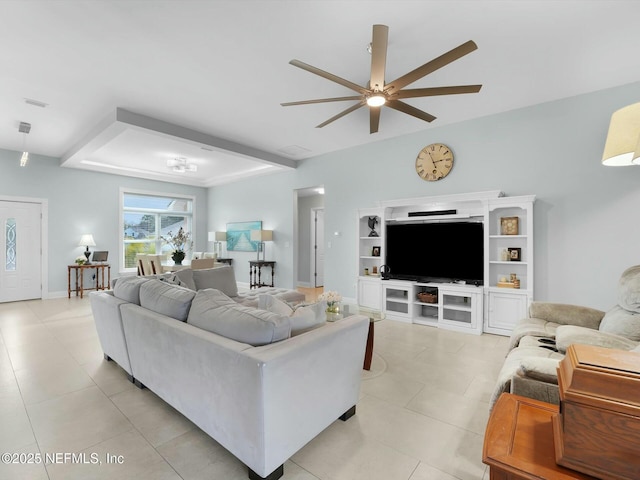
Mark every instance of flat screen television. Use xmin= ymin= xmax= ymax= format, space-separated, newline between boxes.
xmin=385 ymin=221 xmax=484 ymax=285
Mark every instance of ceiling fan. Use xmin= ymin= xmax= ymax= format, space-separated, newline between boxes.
xmin=281 ymin=25 xmax=482 ymax=134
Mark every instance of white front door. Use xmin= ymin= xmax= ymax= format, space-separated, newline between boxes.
xmin=0 ymin=200 xmax=42 ymax=302
xmin=312 ymin=208 xmax=325 ymax=287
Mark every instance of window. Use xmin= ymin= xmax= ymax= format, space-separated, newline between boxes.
xmin=122 ymin=192 xmax=194 ymax=270
xmin=5 ymin=218 xmax=16 ymax=271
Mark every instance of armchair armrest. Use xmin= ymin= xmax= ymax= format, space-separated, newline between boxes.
xmin=529 ymin=302 xmax=606 ymax=330
xmin=555 ymin=325 xmax=639 ymax=353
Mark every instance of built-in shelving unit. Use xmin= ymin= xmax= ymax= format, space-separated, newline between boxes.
xmin=356 ymin=191 xmax=535 ymax=336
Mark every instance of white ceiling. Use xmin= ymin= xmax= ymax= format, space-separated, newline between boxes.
xmin=2 ymin=0 xmax=640 ymax=187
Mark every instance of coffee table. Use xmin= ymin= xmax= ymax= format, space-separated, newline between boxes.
xmin=327 ymin=304 xmax=384 ymax=371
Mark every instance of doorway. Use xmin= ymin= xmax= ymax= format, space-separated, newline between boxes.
xmin=295 ymin=187 xmax=324 ymax=289
xmin=0 ymin=198 xmax=45 ymax=302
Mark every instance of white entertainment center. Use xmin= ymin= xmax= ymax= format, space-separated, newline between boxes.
xmin=357 ymin=190 xmax=535 ymax=336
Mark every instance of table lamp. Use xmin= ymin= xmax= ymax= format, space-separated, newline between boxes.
xmin=79 ymin=234 xmax=96 ymax=264
xmin=250 ymin=230 xmax=273 ymax=261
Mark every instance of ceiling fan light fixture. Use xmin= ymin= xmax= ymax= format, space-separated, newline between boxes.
xmin=167 ymin=157 xmax=197 ymax=173
xmin=366 ymin=94 xmax=386 ymax=107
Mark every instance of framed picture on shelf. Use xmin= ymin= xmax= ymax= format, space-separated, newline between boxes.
xmin=500 ymin=216 xmax=519 ymax=235
xmin=508 ymin=247 xmax=521 ymax=262
xmin=371 ymin=246 xmax=381 ymax=257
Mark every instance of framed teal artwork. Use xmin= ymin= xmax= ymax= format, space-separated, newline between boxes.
xmin=226 ymin=221 xmax=261 ymax=252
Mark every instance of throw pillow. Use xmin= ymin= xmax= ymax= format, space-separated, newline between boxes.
xmin=617 ymin=265 xmax=640 ymax=313
xmin=598 ymin=304 xmax=640 ymax=341
xmin=258 ymin=295 xmax=326 ymax=336
xmin=174 ymin=268 xmax=196 ymax=291
xmin=112 ymin=275 xmax=151 ymax=305
xmin=188 ymin=289 xmax=290 ymax=346
xmin=139 ymin=279 xmax=196 ymax=322
xmin=156 ymin=272 xmax=185 ymax=287
xmin=192 ymin=265 xmax=238 ymax=297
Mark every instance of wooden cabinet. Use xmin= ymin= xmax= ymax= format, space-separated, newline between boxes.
xmin=483 ymin=393 xmax=597 ymax=480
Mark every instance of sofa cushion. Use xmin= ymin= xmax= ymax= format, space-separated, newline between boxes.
xmin=113 ymin=275 xmax=150 ymax=305
xmin=191 ymin=266 xmax=238 ymax=297
xmin=617 ymin=265 xmax=640 ymax=314
xmin=174 ymin=268 xmax=196 ymax=291
xmin=598 ymin=304 xmax=640 ymax=341
xmin=139 ymin=280 xmax=196 ymax=322
xmin=258 ymin=295 xmax=326 ymax=336
xmin=187 ymin=289 xmax=290 ymax=346
xmin=556 ymin=324 xmax=639 ymax=353
xmin=236 ymin=287 xmax=306 ymax=308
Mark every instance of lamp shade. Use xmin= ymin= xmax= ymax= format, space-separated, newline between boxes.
xmin=78 ymin=234 xmax=96 ymax=247
xmin=602 ymin=102 xmax=640 ymax=166
xmin=215 ymin=231 xmax=227 ymax=241
xmin=250 ymin=230 xmax=273 ymax=242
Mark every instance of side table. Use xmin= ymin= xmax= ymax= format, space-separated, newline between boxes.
xmin=217 ymin=258 xmax=233 ymax=266
xmin=68 ymin=263 xmax=111 ymax=299
xmin=249 ymin=260 xmax=275 ymax=289
xmin=483 ymin=393 xmax=597 ymax=480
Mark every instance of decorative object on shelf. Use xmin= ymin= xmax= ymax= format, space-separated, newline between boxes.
xmin=75 ymin=256 xmax=86 ymax=266
xmin=319 ymin=290 xmax=342 ymax=314
xmin=513 ymin=278 xmax=520 ymax=289
xmin=227 ymin=221 xmax=261 ymax=252
xmin=501 ymin=249 xmax=510 ymax=261
xmin=372 ymin=246 xmax=381 ymax=257
xmin=508 ymin=247 xmax=521 ymax=261
xmin=367 ymin=216 xmax=379 ymax=237
xmin=415 ymin=143 xmax=454 ymax=181
xmin=364 ymin=267 xmax=369 ymax=275
xmin=379 ymin=264 xmax=391 ymax=280
xmin=500 ymin=216 xmax=519 ymax=235
xmin=417 ymin=291 xmax=437 ymax=303
xmin=78 ymin=234 xmax=96 ymax=264
xmin=372 ymin=266 xmax=378 ymax=274
xmin=161 ymin=227 xmax=192 ymax=265
xmin=510 ymin=273 xmax=517 ymax=283
xmin=250 ymin=229 xmax=274 ymax=261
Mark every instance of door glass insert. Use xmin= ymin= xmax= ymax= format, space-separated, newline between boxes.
xmin=6 ymin=218 xmax=16 ymax=271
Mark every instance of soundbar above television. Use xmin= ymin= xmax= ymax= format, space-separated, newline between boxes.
xmin=385 ymin=221 xmax=484 ymax=285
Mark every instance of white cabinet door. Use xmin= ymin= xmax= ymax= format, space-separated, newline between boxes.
xmin=485 ymin=290 xmax=529 ymax=335
xmin=358 ymin=278 xmax=381 ymax=310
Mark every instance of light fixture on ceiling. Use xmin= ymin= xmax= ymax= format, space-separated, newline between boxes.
xmin=602 ymin=102 xmax=640 ymax=166
xmin=18 ymin=122 xmax=31 ymax=167
xmin=167 ymin=157 xmax=197 ymax=173
xmin=366 ymin=93 xmax=386 ymax=107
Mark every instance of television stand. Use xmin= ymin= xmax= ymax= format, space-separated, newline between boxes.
xmin=382 ymin=280 xmax=483 ymax=335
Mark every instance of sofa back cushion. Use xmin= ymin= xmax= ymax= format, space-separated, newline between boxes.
xmin=139 ymin=280 xmax=196 ymax=322
xmin=618 ymin=265 xmax=640 ymax=313
xmin=192 ymin=266 xmax=238 ymax=297
xmin=113 ymin=275 xmax=151 ymax=304
xmin=173 ymin=268 xmax=196 ymax=291
xmin=188 ymin=289 xmax=290 ymax=346
xmin=599 ymin=304 xmax=640 ymax=341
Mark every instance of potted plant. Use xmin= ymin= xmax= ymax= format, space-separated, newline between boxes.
xmin=161 ymin=227 xmax=192 ymax=265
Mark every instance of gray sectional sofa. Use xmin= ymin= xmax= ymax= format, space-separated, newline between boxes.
xmin=491 ymin=265 xmax=640 ymax=409
xmin=90 ymin=271 xmax=369 ymax=480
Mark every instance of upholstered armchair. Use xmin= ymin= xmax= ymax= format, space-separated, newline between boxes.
xmin=491 ymin=265 xmax=640 ymax=408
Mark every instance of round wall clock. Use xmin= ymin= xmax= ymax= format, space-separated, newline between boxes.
xmin=415 ymin=143 xmax=454 ymax=181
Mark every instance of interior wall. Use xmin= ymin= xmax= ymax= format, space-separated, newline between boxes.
xmin=297 ymin=193 xmax=325 ymax=286
xmin=0 ymin=153 xmax=208 ymax=295
xmin=209 ymin=80 xmax=640 ymax=310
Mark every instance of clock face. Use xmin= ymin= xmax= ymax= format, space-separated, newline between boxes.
xmin=415 ymin=143 xmax=454 ymax=181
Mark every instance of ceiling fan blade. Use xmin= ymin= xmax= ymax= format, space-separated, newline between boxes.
xmin=386 ymin=40 xmax=478 ymax=92
xmin=316 ymin=102 xmax=365 ymax=128
xmin=370 ymin=24 xmax=388 ymax=92
xmin=289 ymin=59 xmax=368 ymax=95
xmin=370 ymin=106 xmax=381 ymax=134
xmin=386 ymin=100 xmax=436 ymax=123
xmin=281 ymin=95 xmax=363 ymax=106
xmin=394 ymin=85 xmax=482 ymax=99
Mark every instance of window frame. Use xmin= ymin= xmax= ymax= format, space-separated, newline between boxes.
xmin=119 ymin=188 xmax=196 ymax=274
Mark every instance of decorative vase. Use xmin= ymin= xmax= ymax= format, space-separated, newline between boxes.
xmin=172 ymin=250 xmax=186 ymax=265
xmin=326 ymin=301 xmax=340 ymax=314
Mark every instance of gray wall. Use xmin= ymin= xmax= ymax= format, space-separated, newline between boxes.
xmin=209 ymin=80 xmax=640 ymax=311
xmin=297 ymin=193 xmax=324 ymax=286
xmin=0 ymin=153 xmax=208 ymax=295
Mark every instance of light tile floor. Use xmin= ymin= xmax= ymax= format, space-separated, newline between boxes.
xmin=0 ymin=296 xmax=509 ymax=480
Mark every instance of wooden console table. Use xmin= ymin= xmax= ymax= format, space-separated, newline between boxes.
xmin=483 ymin=393 xmax=596 ymax=480
xmin=68 ymin=264 xmax=111 ymax=299
xmin=217 ymin=258 xmax=233 ymax=266
xmin=249 ymin=260 xmax=275 ymax=289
